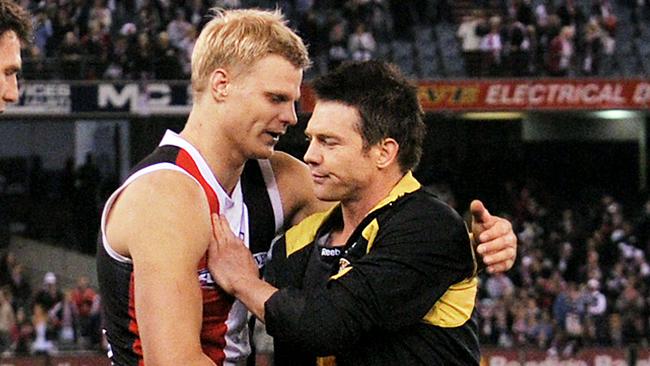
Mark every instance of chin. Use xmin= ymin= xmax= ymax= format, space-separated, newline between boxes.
xmin=249 ymin=146 xmax=275 ymax=160
xmin=314 ymin=189 xmax=341 ymax=202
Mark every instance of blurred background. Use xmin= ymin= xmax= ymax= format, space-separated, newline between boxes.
xmin=1 ymin=0 xmax=650 ymax=364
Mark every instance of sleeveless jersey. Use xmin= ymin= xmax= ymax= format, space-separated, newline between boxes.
xmin=241 ymin=157 xmax=284 ymax=273
xmin=97 ymin=130 xmax=282 ymax=366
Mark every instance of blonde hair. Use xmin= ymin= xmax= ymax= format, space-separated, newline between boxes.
xmin=191 ymin=8 xmax=310 ymax=96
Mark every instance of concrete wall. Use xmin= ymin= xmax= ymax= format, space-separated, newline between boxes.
xmin=8 ymin=236 xmax=97 ymax=291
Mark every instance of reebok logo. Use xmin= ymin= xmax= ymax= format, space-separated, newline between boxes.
xmin=321 ymin=247 xmax=341 ymax=257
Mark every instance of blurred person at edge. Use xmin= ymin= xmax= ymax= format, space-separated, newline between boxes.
xmin=98 ymin=8 xmax=518 ymax=366
xmin=0 ymin=0 xmax=32 ymax=113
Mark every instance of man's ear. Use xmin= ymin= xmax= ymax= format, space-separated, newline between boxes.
xmin=375 ymin=138 xmax=399 ymax=169
xmin=209 ymin=68 xmax=230 ymax=102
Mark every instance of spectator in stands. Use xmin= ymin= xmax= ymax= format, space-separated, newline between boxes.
xmin=30 ymin=303 xmax=55 ymax=355
xmin=153 ymin=31 xmax=183 ymax=80
xmin=58 ymin=31 xmax=83 ymax=80
xmin=11 ymin=307 xmax=33 ymax=355
xmin=546 ymin=25 xmax=574 ymax=77
xmin=9 ymin=264 xmax=30 ymax=312
xmin=49 ymin=7 xmax=76 ymax=58
xmin=615 ymin=281 xmax=646 ymax=344
xmin=31 ymin=8 xmax=53 ymax=57
xmin=34 ymin=272 xmax=63 ymax=312
xmin=48 ymin=289 xmax=77 ymax=347
xmin=507 ymin=20 xmax=532 ymax=76
xmin=70 ymin=276 xmax=100 ymax=347
xmin=135 ymin=2 xmax=161 ymax=36
xmin=557 ymin=0 xmax=586 ymax=28
xmin=82 ymin=20 xmax=112 ymax=79
xmin=70 ymin=0 xmax=91 ymax=37
xmin=88 ymin=0 xmax=112 ymax=33
xmin=366 ymin=0 xmax=392 ymax=48
xmin=551 ymin=282 xmax=585 ymax=357
xmin=188 ymin=0 xmax=211 ymax=28
xmin=107 ymin=22 xmax=138 ymax=79
xmin=0 ymin=252 xmax=16 ymax=287
xmin=327 ymin=20 xmax=349 ymax=71
xmin=513 ymin=0 xmax=534 ymax=26
xmin=166 ymin=8 xmax=192 ymax=49
xmin=103 ymin=34 xmax=129 ymax=79
xmin=131 ymin=32 xmax=155 ymax=80
xmin=582 ymin=19 xmax=603 ymax=75
xmin=608 ymin=312 xmax=623 ymax=347
xmin=177 ymin=25 xmax=197 ymax=77
xmin=480 ymin=16 xmax=503 ymax=76
xmin=457 ymin=11 xmax=484 ymax=77
xmin=486 ymin=272 xmax=515 ymax=299
xmin=583 ymin=278 xmax=607 ymax=345
xmin=0 ymin=287 xmax=15 ymax=353
xmin=348 ymin=22 xmax=376 ymax=61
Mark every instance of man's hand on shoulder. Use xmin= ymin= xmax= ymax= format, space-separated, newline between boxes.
xmin=470 ymin=200 xmax=517 ymax=273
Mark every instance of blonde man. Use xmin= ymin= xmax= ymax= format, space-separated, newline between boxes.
xmin=98 ymin=9 xmax=315 ymax=366
xmin=98 ymin=8 xmax=516 ymax=366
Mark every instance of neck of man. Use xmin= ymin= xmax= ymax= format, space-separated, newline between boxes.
xmin=332 ymin=169 xmax=406 ymax=245
xmin=180 ymin=106 xmax=246 ymax=195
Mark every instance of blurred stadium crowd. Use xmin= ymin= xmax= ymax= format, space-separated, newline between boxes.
xmin=1 ymin=0 xmax=649 ymax=359
xmin=16 ymin=0 xmax=650 ymax=80
xmin=0 ymin=256 xmax=102 ymax=356
xmin=466 ymin=185 xmax=650 ymax=355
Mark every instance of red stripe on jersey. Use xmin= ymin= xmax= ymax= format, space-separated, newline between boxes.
xmin=176 ymin=148 xmax=233 ymax=366
xmin=127 ymin=272 xmax=144 ymax=366
xmin=176 ymin=149 xmax=220 ymax=215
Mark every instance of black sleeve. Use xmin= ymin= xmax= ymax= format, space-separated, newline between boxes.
xmin=265 ymin=197 xmax=475 ymax=355
xmin=263 ymin=236 xmax=311 ymax=290
xmin=264 ymin=236 xmax=319 ymax=366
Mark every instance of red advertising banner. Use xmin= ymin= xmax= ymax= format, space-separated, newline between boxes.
xmin=482 ymin=347 xmax=650 ymax=365
xmin=419 ymin=79 xmax=650 ymax=111
xmin=299 ymin=79 xmax=650 ymax=113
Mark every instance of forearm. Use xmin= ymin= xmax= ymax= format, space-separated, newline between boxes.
xmin=231 ymin=277 xmax=278 ymax=322
xmin=264 ymin=286 xmax=366 ymax=355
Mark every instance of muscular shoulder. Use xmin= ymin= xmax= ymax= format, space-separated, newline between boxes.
xmin=106 ymin=169 xmax=211 ymax=261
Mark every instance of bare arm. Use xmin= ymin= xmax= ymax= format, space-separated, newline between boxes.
xmin=106 ymin=171 xmax=215 ymax=366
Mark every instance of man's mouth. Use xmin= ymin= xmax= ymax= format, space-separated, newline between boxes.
xmin=265 ymin=131 xmax=283 ymax=142
xmin=311 ymin=172 xmax=328 ymax=184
